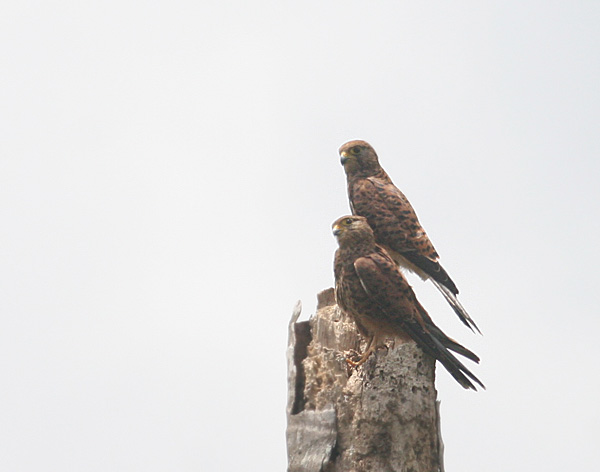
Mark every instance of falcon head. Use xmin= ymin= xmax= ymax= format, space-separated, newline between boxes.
xmin=332 ymin=215 xmax=376 ymax=247
xmin=339 ymin=140 xmax=381 ymax=176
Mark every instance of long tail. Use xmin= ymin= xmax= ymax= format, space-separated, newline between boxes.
xmin=431 ymin=279 xmax=482 ymax=334
xmin=394 ymin=251 xmax=481 ymax=334
xmin=398 ymin=315 xmax=485 ymax=390
xmin=427 ymin=323 xmax=480 ymax=363
xmin=423 ymin=335 xmax=485 ymax=390
xmin=402 ymin=313 xmax=484 ymax=390
xmin=400 ymin=251 xmax=459 ymax=293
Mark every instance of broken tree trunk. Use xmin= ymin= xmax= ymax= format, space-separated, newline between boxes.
xmin=286 ymin=288 xmax=444 ymax=472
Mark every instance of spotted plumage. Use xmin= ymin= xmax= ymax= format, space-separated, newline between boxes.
xmin=332 ymin=215 xmax=484 ymax=390
xmin=339 ymin=140 xmax=480 ymax=333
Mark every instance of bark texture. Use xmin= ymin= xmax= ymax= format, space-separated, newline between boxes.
xmin=286 ymin=288 xmax=443 ymax=472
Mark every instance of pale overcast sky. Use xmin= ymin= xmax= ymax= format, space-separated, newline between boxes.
xmin=2 ymin=1 xmax=599 ymax=471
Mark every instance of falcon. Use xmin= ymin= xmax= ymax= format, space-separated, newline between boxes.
xmin=339 ymin=140 xmax=480 ymax=334
xmin=332 ymin=215 xmax=484 ymax=390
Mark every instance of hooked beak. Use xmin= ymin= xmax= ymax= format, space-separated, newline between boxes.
xmin=332 ymin=225 xmax=342 ymax=236
xmin=340 ymin=151 xmax=349 ymax=165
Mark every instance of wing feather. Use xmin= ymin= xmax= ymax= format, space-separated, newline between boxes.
xmin=350 ymin=177 xmax=480 ymax=332
xmin=353 ymin=253 xmax=484 ymax=390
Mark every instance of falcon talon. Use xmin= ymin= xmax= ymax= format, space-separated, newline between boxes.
xmin=344 ymin=349 xmax=363 ymax=367
xmin=345 ymin=355 xmax=369 ymax=368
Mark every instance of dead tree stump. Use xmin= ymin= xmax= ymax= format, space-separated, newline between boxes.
xmin=286 ymin=288 xmax=444 ymax=472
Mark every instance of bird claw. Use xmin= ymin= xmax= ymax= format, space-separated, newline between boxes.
xmin=344 ymin=349 xmax=369 ymax=367
xmin=344 ymin=349 xmax=361 ymax=366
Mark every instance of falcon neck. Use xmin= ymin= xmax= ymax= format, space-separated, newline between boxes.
xmin=348 ymin=166 xmax=391 ymax=181
xmin=339 ymin=232 xmax=377 ymax=258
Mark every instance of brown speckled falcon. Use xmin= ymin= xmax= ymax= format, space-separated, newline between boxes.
xmin=332 ymin=215 xmax=484 ymax=390
xmin=339 ymin=139 xmax=481 ymax=334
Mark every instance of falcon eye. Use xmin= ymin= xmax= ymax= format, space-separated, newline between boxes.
xmin=344 ymin=218 xmax=353 ymax=225
xmin=351 ymin=146 xmax=361 ymax=155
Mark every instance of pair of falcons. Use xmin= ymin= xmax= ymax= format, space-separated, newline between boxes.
xmin=332 ymin=140 xmax=484 ymax=390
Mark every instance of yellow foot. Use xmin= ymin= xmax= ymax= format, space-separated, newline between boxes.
xmin=344 ymin=349 xmax=370 ymax=367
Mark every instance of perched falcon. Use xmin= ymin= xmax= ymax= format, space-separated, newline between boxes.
xmin=339 ymin=140 xmax=480 ymax=334
xmin=332 ymin=215 xmax=484 ymax=390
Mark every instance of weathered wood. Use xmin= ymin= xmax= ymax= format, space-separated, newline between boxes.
xmin=287 ymin=288 xmax=443 ymax=472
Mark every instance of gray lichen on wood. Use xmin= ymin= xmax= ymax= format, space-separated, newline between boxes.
xmin=287 ymin=288 xmax=443 ymax=472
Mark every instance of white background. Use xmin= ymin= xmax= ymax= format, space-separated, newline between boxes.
xmin=2 ymin=1 xmax=599 ymax=470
